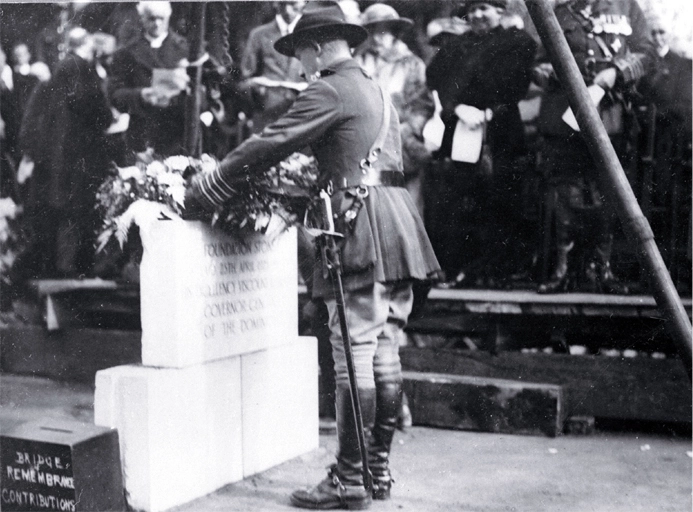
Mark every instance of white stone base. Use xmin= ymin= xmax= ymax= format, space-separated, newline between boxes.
xmin=94 ymin=336 xmax=318 ymax=512
xmin=242 ymin=338 xmax=319 ymax=476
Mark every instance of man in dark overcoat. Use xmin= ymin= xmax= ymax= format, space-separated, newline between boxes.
xmin=426 ymin=0 xmax=537 ymax=287
xmin=109 ymin=1 xmax=189 ymax=157
xmin=187 ymin=3 xmax=440 ymax=509
xmin=47 ymin=28 xmax=113 ymax=276
xmin=534 ymin=0 xmax=655 ymax=293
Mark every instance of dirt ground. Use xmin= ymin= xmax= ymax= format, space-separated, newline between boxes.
xmin=1 ymin=374 xmax=691 ymax=512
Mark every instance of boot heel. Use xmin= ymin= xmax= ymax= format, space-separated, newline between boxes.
xmin=372 ymin=486 xmax=391 ymax=500
xmin=346 ymin=495 xmax=372 ymax=510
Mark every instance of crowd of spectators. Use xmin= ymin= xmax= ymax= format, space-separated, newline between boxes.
xmin=0 ymin=0 xmax=690 ymax=295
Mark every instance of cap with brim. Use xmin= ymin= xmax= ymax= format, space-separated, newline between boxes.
xmin=361 ymin=3 xmax=413 ymax=35
xmin=274 ymin=2 xmax=368 ymax=57
xmin=452 ymin=0 xmax=509 ymax=18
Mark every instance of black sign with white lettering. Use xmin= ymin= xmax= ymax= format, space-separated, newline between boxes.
xmin=1 ymin=438 xmax=76 ymax=512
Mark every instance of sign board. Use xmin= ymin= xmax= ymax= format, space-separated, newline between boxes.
xmin=0 ymin=419 xmax=124 ymax=512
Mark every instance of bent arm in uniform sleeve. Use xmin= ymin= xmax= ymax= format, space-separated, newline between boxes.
xmin=613 ymin=0 xmax=656 ymax=84
xmin=194 ymin=80 xmax=341 ymax=209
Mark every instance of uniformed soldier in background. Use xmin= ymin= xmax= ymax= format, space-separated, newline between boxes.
xmin=534 ymin=0 xmax=656 ymax=294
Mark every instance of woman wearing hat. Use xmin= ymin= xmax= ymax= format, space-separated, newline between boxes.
xmin=426 ymin=0 xmax=537 ymax=288
xmin=356 ymin=3 xmax=434 ymax=217
xmin=187 ymin=3 xmax=440 ymax=509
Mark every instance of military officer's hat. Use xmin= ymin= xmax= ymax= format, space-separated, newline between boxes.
xmin=275 ymin=1 xmax=368 ymax=57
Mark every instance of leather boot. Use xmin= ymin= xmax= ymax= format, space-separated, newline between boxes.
xmin=369 ymin=381 xmax=402 ymax=500
xmin=585 ymin=237 xmax=629 ymax=295
xmin=537 ymin=242 xmax=574 ymax=294
xmin=291 ymin=385 xmax=375 ymax=510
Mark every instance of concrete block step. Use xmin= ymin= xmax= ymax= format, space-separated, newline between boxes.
xmin=403 ymin=371 xmax=564 ymax=437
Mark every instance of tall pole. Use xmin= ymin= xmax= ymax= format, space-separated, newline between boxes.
xmin=525 ymin=0 xmax=692 ymax=378
xmin=184 ymin=3 xmax=206 ymax=157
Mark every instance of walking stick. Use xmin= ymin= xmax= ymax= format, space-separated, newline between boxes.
xmin=314 ymin=191 xmax=373 ymax=494
xmin=525 ymin=0 xmax=692 ymax=379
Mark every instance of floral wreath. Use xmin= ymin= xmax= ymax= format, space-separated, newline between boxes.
xmin=95 ymin=149 xmax=319 ymax=251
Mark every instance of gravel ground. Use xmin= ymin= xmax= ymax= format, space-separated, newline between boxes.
xmin=1 ymin=374 xmax=691 ymax=512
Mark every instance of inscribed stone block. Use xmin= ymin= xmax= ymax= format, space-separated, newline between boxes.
xmin=241 ymin=336 xmax=319 ymax=476
xmin=0 ymin=418 xmax=124 ymax=511
xmin=403 ymin=371 xmax=564 ymax=437
xmin=94 ymin=359 xmax=243 ymax=512
xmin=137 ymin=212 xmax=298 ymax=367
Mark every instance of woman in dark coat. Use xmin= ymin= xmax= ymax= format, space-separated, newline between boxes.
xmin=426 ymin=0 xmax=536 ymax=287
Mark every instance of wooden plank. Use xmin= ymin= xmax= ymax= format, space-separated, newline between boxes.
xmin=403 ymin=371 xmax=564 ymax=437
xmin=400 ymin=347 xmax=692 ymax=424
xmin=0 ymin=325 xmax=141 ymax=383
xmin=422 ymin=289 xmax=692 ymax=319
xmin=27 ymin=279 xmax=120 ymax=297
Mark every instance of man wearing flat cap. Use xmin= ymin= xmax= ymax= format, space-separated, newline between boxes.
xmin=187 ymin=2 xmax=440 ymax=509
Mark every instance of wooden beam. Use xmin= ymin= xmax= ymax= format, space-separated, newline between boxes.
xmin=400 ymin=347 xmax=691 ymax=424
xmin=403 ymin=371 xmax=564 ymax=437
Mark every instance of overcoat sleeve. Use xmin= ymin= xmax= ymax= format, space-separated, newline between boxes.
xmin=240 ymin=28 xmax=262 ymax=79
xmin=193 ymin=79 xmax=341 ymax=208
xmin=109 ymin=50 xmax=145 ymax=113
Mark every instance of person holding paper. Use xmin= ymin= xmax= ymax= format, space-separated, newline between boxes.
xmin=109 ymin=1 xmax=189 ymax=156
xmin=425 ymin=0 xmax=536 ymax=288
xmin=534 ymin=0 xmax=656 ymax=294
xmin=240 ymin=1 xmax=307 ymax=133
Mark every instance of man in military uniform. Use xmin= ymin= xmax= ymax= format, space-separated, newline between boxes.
xmin=186 ymin=3 xmax=440 ymax=509
xmin=535 ymin=0 xmax=655 ymax=294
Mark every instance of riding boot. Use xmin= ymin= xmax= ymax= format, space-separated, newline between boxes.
xmin=369 ymin=381 xmax=402 ymax=500
xmin=291 ymin=384 xmax=375 ymax=510
xmin=586 ymin=236 xmax=629 ymax=295
xmin=537 ymin=241 xmax=574 ymax=294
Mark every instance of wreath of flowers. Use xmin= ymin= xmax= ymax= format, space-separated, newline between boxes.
xmin=95 ymin=150 xmax=319 ymax=251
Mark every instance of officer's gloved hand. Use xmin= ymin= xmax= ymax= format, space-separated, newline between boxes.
xmin=182 ymin=174 xmax=214 ymax=221
xmin=532 ymin=63 xmax=555 ymax=89
xmin=593 ymin=67 xmax=617 ymax=91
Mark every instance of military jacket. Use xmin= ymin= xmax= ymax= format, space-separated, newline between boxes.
xmin=537 ymin=0 xmax=656 ymax=136
xmin=194 ymin=58 xmax=440 ymax=297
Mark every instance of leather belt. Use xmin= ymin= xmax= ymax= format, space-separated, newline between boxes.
xmin=328 ymin=170 xmax=405 ymax=191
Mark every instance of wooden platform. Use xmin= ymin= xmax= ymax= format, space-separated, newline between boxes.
xmin=423 ymin=288 xmax=692 ymax=318
xmin=2 ymin=280 xmax=690 ymax=425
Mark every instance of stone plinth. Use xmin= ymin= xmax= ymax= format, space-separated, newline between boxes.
xmin=242 ymin=338 xmax=319 ymax=476
xmin=94 ymin=358 xmax=244 ymax=512
xmin=137 ymin=210 xmax=298 ymax=367
xmin=94 ymin=337 xmax=318 ymax=512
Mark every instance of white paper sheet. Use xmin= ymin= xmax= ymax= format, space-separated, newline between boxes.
xmin=450 ymin=119 xmax=483 ymax=163
xmin=562 ymin=84 xmax=606 ymax=131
